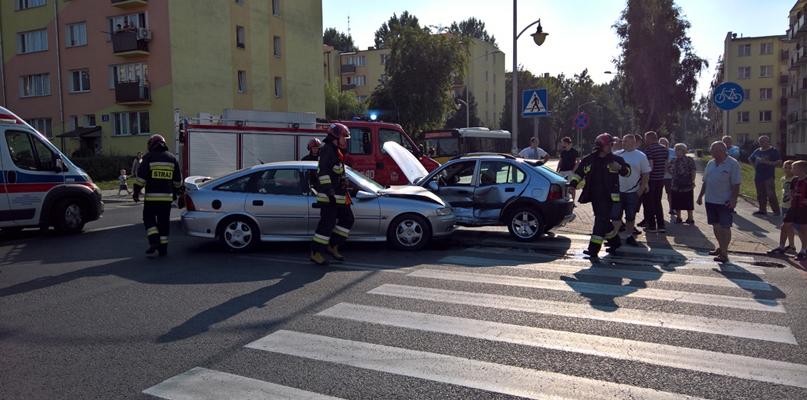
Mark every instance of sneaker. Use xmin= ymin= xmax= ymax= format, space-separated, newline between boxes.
xmin=685 ymin=219 xmax=695 ymax=224
xmin=645 ymin=226 xmax=657 ymax=233
xmin=658 ymin=226 xmax=666 ymax=233
xmin=786 ymin=245 xmax=797 ymax=253
xmin=625 ymin=236 xmax=639 ymax=246
xmin=582 ymin=249 xmax=599 ymax=260
xmin=796 ymin=252 xmax=807 ymax=261
xmin=768 ymin=247 xmax=787 ymax=255
xmin=632 ymin=228 xmax=642 ymax=235
xmin=637 ymin=220 xmax=647 ymax=228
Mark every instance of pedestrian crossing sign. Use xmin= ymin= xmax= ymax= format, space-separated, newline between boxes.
xmin=522 ymin=89 xmax=548 ymax=117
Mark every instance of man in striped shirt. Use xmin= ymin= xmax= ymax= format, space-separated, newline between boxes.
xmin=640 ymin=131 xmax=669 ymax=233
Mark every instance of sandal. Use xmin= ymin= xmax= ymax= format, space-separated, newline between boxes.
xmin=708 ymin=248 xmax=721 ymax=256
xmin=713 ymin=256 xmax=729 ymax=263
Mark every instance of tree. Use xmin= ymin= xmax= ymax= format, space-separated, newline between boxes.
xmin=323 ymin=28 xmax=358 ymax=52
xmin=374 ymin=11 xmax=422 ymax=48
xmin=444 ymin=88 xmax=481 ymax=129
xmin=324 ymin=81 xmax=366 ymax=120
xmin=369 ymin=24 xmax=470 ymax=137
xmin=448 ymin=17 xmax=498 ymax=47
xmin=613 ymin=0 xmax=708 ymax=133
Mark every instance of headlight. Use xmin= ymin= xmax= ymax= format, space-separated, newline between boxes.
xmin=436 ymin=207 xmax=453 ymax=216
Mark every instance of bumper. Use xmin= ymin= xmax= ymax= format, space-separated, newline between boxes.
xmin=428 ymin=214 xmax=458 ymax=239
xmin=181 ymin=210 xmax=219 ymax=239
xmin=542 ymin=199 xmax=575 ymax=228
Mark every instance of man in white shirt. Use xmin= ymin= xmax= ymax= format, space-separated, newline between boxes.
xmin=517 ymin=137 xmax=549 ymax=163
xmin=611 ymin=134 xmax=651 ymax=246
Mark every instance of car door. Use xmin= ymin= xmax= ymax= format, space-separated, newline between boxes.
xmin=305 ymin=167 xmax=382 ymax=239
xmin=0 ymin=129 xmax=11 ymax=225
xmin=426 ymin=160 xmax=478 ymax=224
xmin=475 ymin=160 xmax=528 ymax=223
xmin=244 ymin=168 xmax=309 ymax=237
xmin=3 ymin=129 xmax=62 ymax=226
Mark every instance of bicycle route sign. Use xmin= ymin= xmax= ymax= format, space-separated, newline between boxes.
xmin=573 ymin=113 xmax=590 ymax=130
xmin=712 ymin=81 xmax=744 ymax=111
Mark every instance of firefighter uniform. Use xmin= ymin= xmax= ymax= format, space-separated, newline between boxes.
xmin=570 ymin=134 xmax=631 ymax=259
xmin=133 ymin=135 xmax=183 ymax=256
xmin=311 ymin=124 xmax=355 ymax=265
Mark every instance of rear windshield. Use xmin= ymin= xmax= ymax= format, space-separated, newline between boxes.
xmin=198 ymin=167 xmax=252 ymax=187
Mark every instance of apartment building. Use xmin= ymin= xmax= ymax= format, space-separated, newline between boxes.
xmin=786 ymin=0 xmax=807 ymax=158
xmin=709 ymin=32 xmax=788 ymax=155
xmin=0 ymin=0 xmax=324 ymax=156
xmin=334 ymin=37 xmax=505 ymax=128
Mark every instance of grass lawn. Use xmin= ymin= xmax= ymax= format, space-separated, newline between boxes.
xmin=95 ymin=180 xmax=123 ymax=190
xmin=698 ymin=156 xmax=784 ymax=204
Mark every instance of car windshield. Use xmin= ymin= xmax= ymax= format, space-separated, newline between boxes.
xmin=197 ymin=167 xmax=254 ymax=187
xmin=346 ymin=167 xmax=384 ymax=192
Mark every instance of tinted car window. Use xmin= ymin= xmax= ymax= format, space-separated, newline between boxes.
xmin=480 ymin=161 xmax=525 ymax=186
xmin=346 ymin=128 xmax=372 ymax=155
xmin=214 ymin=174 xmax=253 ymax=192
xmin=254 ymin=169 xmax=302 ymax=195
xmin=6 ymin=131 xmax=37 ymax=170
xmin=379 ymin=129 xmax=414 ymax=154
xmin=438 ymin=160 xmax=476 ymax=186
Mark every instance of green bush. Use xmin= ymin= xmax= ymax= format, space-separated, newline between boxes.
xmin=71 ymin=154 xmax=136 ymax=181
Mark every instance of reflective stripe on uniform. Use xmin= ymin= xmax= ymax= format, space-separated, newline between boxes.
xmin=332 ymin=164 xmax=344 ymax=173
xmin=333 ymin=225 xmax=350 ymax=237
xmin=605 ymin=230 xmax=618 ymax=239
xmin=150 ymin=165 xmax=174 ymax=171
xmin=318 ymin=174 xmax=331 ymax=184
xmin=590 ymin=235 xmax=604 ymax=244
xmin=150 ymin=162 xmax=175 ymax=168
xmin=136 ymin=177 xmax=147 ymax=184
xmin=611 ymin=193 xmax=621 ymax=202
xmin=571 ymin=175 xmax=582 ymax=184
xmin=312 ymin=233 xmax=330 ymax=244
xmin=160 ymin=236 xmax=169 ymax=244
xmin=147 ymin=227 xmax=159 ymax=236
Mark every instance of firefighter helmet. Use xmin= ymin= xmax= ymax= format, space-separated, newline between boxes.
xmin=147 ymin=134 xmax=166 ymax=150
xmin=327 ymin=123 xmax=350 ymax=139
xmin=307 ymin=138 xmax=322 ymax=149
xmin=594 ymin=133 xmax=614 ymax=151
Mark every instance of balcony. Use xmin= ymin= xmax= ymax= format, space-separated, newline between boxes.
xmin=782 ymin=96 xmax=789 ymax=107
xmin=340 ymin=64 xmax=356 ymax=74
xmin=789 ymin=112 xmax=800 ymax=124
xmin=115 ymin=81 xmax=151 ymax=105
xmin=111 ymin=0 xmax=147 ymax=8
xmin=781 ymin=74 xmax=789 ymax=85
xmin=341 ymin=84 xmax=356 ymax=91
xmin=112 ymin=31 xmax=148 ymax=57
xmin=791 ymin=14 xmax=807 ymax=41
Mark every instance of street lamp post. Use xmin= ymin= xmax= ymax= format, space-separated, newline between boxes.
xmin=466 ymin=50 xmax=501 ymax=128
xmin=511 ymin=0 xmax=547 ymax=154
xmin=576 ymin=100 xmax=596 ymax=150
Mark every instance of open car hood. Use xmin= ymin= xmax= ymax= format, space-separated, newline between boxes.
xmin=382 ymin=141 xmax=429 ymax=185
xmin=379 ymin=185 xmax=446 ymax=206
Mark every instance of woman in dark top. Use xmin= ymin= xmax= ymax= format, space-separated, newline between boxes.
xmin=669 ymin=143 xmax=697 ymax=224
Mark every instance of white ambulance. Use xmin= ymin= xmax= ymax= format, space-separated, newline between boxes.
xmin=0 ymin=106 xmax=103 ymax=234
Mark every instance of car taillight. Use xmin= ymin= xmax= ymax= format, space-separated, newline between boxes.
xmin=185 ymin=195 xmax=196 ymax=211
xmin=547 ymin=184 xmax=563 ymax=200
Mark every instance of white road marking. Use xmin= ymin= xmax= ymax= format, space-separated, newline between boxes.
xmin=319 ymin=303 xmax=807 ymax=389
xmin=143 ymin=367 xmax=343 ymax=399
xmin=368 ymin=284 xmax=796 ymax=344
xmin=246 ymin=330 xmax=701 ymax=400
xmin=238 ymin=255 xmax=412 ymax=273
xmin=439 ymin=256 xmax=771 ymax=291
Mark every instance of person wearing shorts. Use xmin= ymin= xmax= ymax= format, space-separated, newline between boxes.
xmin=611 ymin=134 xmax=650 ymax=246
xmin=769 ymin=161 xmax=807 ymax=260
xmin=697 ymin=141 xmax=741 ymax=263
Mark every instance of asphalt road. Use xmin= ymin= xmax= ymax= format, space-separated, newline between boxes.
xmin=2 ymin=204 xmax=807 ymax=399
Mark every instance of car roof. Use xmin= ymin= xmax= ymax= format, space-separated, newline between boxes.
xmin=247 ymin=161 xmax=318 ymax=169
xmin=449 ymin=153 xmax=518 ymax=161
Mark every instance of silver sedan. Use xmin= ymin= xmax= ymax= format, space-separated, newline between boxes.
xmin=180 ymin=161 xmax=456 ymax=252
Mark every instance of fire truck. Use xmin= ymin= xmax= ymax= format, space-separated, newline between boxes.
xmin=176 ymin=109 xmax=439 ymax=186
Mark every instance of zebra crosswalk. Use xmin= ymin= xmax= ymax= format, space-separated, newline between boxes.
xmin=144 ymin=243 xmax=805 ymax=399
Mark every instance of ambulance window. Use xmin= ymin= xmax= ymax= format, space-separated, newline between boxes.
xmin=379 ymin=129 xmax=414 ymax=154
xmin=5 ymin=131 xmax=37 ymax=170
xmin=346 ymin=128 xmax=372 ymax=155
xmin=33 ymin=136 xmax=57 ymax=171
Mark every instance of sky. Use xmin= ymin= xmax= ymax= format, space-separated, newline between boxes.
xmin=323 ymin=0 xmax=795 ymax=100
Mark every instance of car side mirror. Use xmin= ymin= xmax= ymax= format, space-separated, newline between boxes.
xmin=355 ymin=190 xmax=376 ymax=199
xmin=55 ymin=158 xmax=66 ymax=173
xmin=428 ymin=181 xmax=439 ymax=192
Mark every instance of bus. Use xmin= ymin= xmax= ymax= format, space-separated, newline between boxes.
xmin=423 ymin=127 xmax=511 ymax=164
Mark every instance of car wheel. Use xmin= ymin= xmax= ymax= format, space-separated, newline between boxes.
xmin=388 ymin=213 xmax=431 ymax=251
xmin=507 ymin=207 xmax=545 ymax=242
xmin=53 ymin=198 xmax=85 ymax=235
xmin=218 ymin=216 xmax=259 ymax=252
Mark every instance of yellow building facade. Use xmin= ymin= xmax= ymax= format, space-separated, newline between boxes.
xmin=0 ymin=0 xmax=324 ymax=157
xmin=786 ymin=0 xmax=807 ymax=158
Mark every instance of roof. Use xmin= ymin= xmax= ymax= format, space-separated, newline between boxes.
xmin=56 ymin=126 xmax=102 ymax=138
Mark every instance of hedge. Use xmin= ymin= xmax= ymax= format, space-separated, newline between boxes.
xmin=71 ymin=154 xmax=137 ymax=181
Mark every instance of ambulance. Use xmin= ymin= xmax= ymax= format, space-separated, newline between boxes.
xmin=0 ymin=106 xmax=103 ymax=234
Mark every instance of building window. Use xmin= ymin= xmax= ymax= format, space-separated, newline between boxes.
xmin=737 ymin=111 xmax=749 ymax=123
xmin=273 ymin=36 xmax=281 ymax=57
xmin=106 ymin=12 xmax=147 ymax=41
xmin=346 ymin=76 xmax=365 ymax=86
xmin=760 ymin=65 xmax=773 ymax=77
xmin=759 ymin=110 xmax=772 ymax=122
xmin=26 ymin=118 xmax=53 ymax=138
xmin=66 ymin=23 xmax=87 ymax=47
xmin=737 ymin=133 xmax=749 ymax=143
xmin=380 ymin=54 xmax=389 ymax=64
xmin=68 ymin=69 xmax=90 ymax=93
xmin=493 ymin=93 xmax=496 ymax=104
xmin=109 ymin=62 xmax=147 ymax=87
xmin=237 ymin=70 xmax=246 ymax=93
xmin=17 ymin=29 xmax=48 ymax=54
xmin=272 ymin=0 xmax=280 ymax=16
xmin=744 ymin=89 xmax=751 ymax=100
xmin=112 ymin=111 xmax=150 ymax=136
xmin=760 ymin=88 xmax=773 ymax=100
xmin=738 ymin=44 xmax=751 ymax=56
xmin=760 ymin=42 xmax=773 ymax=55
xmin=345 ymin=56 xmax=365 ymax=66
xmin=274 ymin=77 xmax=282 ymax=98
xmin=69 ymin=115 xmax=79 ymax=130
xmin=19 ymin=73 xmax=51 ymax=97
xmin=236 ymin=26 xmax=245 ymax=49
xmin=738 ymin=67 xmax=751 ymax=79
xmin=84 ymin=114 xmax=96 ymax=127
xmin=356 ymin=96 xmax=367 ymax=102
xmin=15 ymin=0 xmax=45 ymax=10
xmin=235 ymin=0 xmax=244 ymax=4
xmin=493 ymin=74 xmax=496 ymax=84
xmin=485 ymin=71 xmax=488 ymax=82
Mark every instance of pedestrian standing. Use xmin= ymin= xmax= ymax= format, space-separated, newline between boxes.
xmin=517 ymin=137 xmax=549 ymax=163
xmin=669 ymin=143 xmax=696 ymax=224
xmin=611 ymin=134 xmax=650 ymax=246
xmin=132 ymin=151 xmax=143 ymax=177
xmin=555 ymin=136 xmax=580 ymax=182
xmin=302 ymin=138 xmax=322 ymax=161
xmin=769 ymin=160 xmax=798 ymax=255
xmin=696 ymin=141 xmax=741 ymax=263
xmin=311 ymin=123 xmax=355 ymax=265
xmin=569 ymin=133 xmax=632 ymax=260
xmin=640 ymin=131 xmax=668 ymax=233
xmin=723 ymin=135 xmax=740 ymax=160
xmin=133 ymin=135 xmax=183 ymax=256
xmin=118 ymin=168 xmax=132 ymax=195
xmin=659 ymin=138 xmax=676 ymax=216
xmin=748 ymin=135 xmax=783 ymax=216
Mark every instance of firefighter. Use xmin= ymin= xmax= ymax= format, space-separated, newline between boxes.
xmin=311 ymin=123 xmax=355 ymax=265
xmin=133 ymin=134 xmax=183 ymax=256
xmin=569 ymin=133 xmax=631 ymax=260
xmin=301 ymin=138 xmax=322 ymax=161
